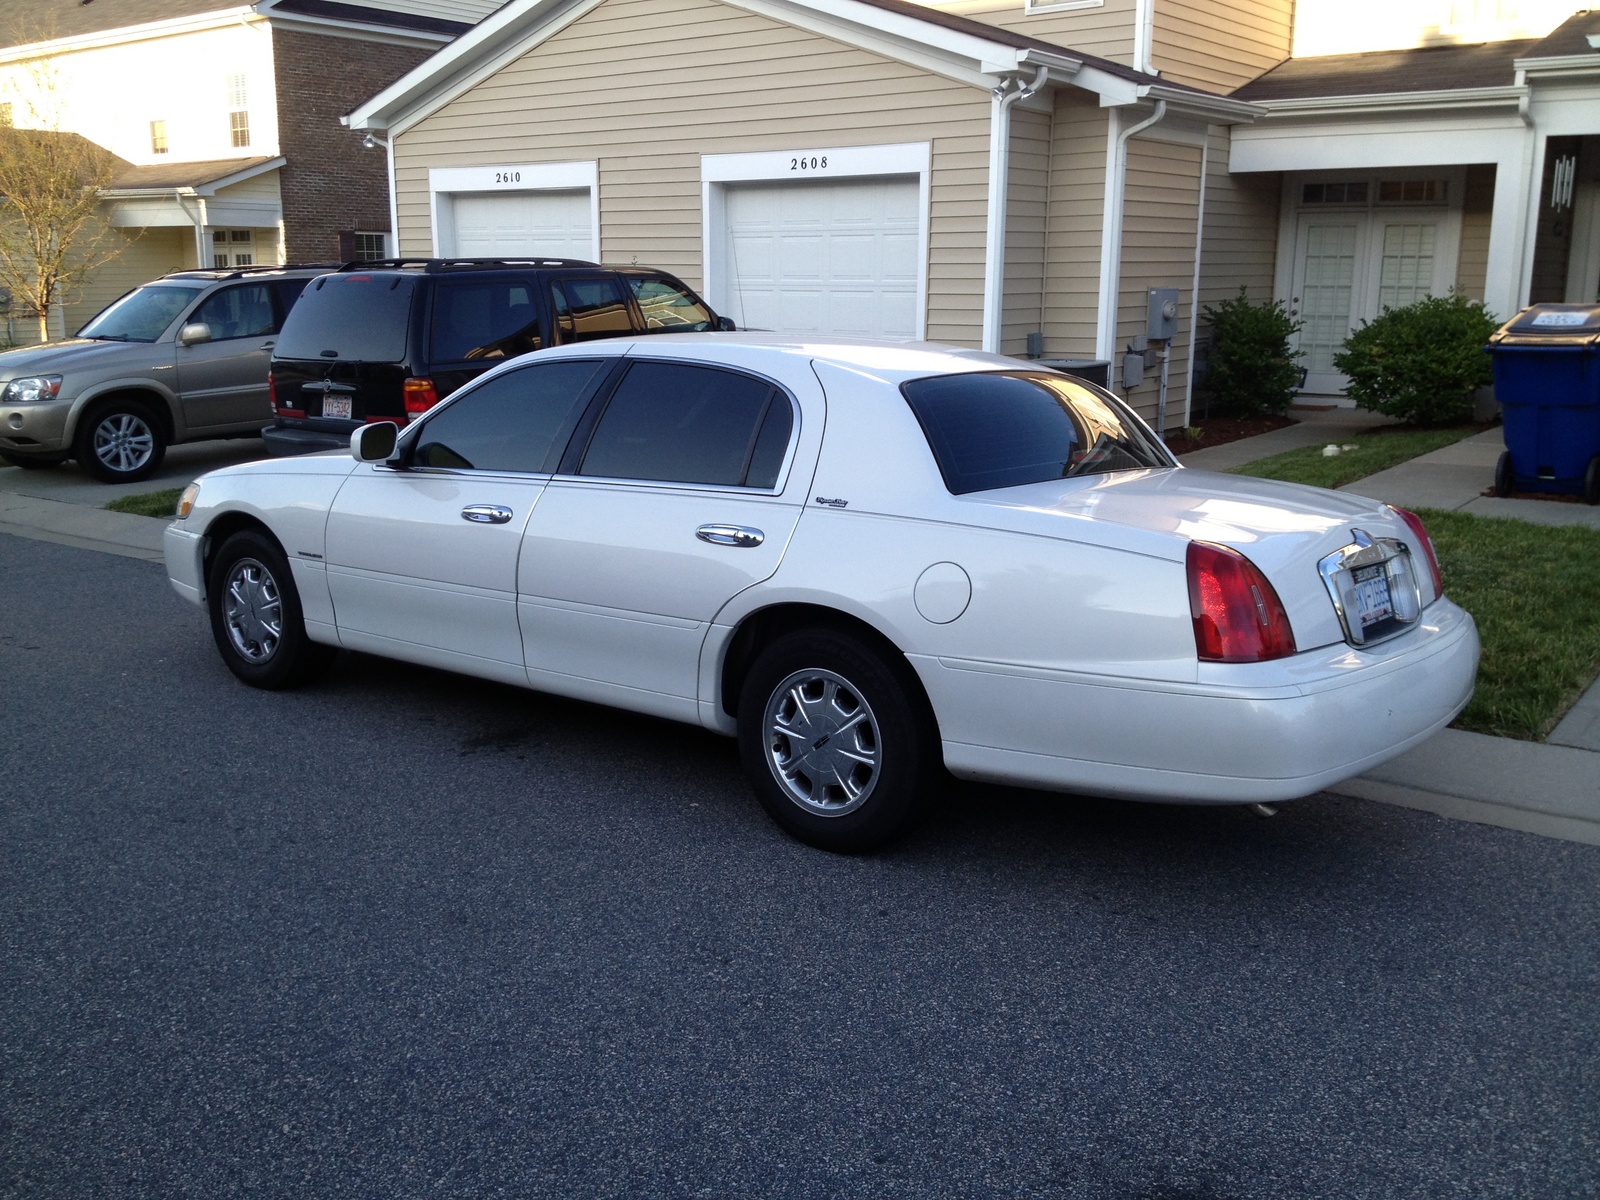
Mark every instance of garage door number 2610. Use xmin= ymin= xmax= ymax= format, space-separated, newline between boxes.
xmin=790 ymin=156 xmax=828 ymax=171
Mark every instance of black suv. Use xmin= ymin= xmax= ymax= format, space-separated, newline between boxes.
xmin=262 ymin=258 xmax=731 ymax=455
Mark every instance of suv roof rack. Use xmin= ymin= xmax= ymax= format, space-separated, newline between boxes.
xmin=162 ymin=263 xmax=344 ymax=282
xmin=334 ymin=257 xmax=600 ymax=273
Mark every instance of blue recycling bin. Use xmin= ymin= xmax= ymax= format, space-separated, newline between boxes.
xmin=1486 ymin=303 xmax=1600 ymax=505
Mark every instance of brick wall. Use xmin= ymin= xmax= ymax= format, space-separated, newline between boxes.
xmin=272 ymin=27 xmax=435 ymax=263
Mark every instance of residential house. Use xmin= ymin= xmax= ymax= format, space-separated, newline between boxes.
xmin=0 ymin=0 xmax=496 ymax=344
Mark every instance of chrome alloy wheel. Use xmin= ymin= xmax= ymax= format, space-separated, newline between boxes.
xmin=91 ymin=412 xmax=155 ymax=475
xmin=763 ymin=667 xmax=882 ymax=817
xmin=222 ymin=557 xmax=283 ymax=664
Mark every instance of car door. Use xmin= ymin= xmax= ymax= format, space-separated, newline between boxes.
xmin=323 ymin=357 xmax=612 ymax=685
xmin=517 ymin=357 xmax=811 ymax=721
xmin=174 ymin=281 xmax=283 ymax=432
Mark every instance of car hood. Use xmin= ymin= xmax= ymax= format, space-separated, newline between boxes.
xmin=0 ymin=338 xmax=155 ymax=380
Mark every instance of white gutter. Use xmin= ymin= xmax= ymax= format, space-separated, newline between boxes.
xmin=1095 ymin=100 xmax=1167 ymax=364
xmin=982 ymin=66 xmax=1048 ymax=353
xmin=1250 ymin=86 xmax=1527 ymax=118
xmin=1182 ymin=132 xmax=1210 ymax=427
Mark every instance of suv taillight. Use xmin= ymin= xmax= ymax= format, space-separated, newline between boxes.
xmin=403 ymin=377 xmax=439 ymax=422
xmin=1187 ymin=541 xmax=1297 ymax=663
xmin=267 ymin=370 xmax=277 ymax=410
xmin=1389 ymin=506 xmax=1443 ymax=598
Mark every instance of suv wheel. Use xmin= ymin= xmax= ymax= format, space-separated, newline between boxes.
xmin=75 ymin=399 xmax=167 ymax=483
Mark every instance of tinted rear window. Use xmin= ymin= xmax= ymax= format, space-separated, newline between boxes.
xmin=275 ymin=274 xmax=416 ymax=362
xmin=901 ymin=371 xmax=1173 ymax=495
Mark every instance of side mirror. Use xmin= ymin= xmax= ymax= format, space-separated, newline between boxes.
xmin=177 ymin=322 xmax=212 ymax=346
xmin=351 ymin=421 xmax=398 ymax=463
xmin=717 ymin=315 xmax=737 ymax=332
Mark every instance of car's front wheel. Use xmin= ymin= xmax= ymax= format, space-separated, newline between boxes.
xmin=737 ymin=629 xmax=939 ymax=853
xmin=206 ymin=530 xmax=336 ymax=689
xmin=74 ymin=399 xmax=167 ymax=483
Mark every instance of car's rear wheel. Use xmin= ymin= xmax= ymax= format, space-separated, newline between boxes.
xmin=1494 ymin=450 xmax=1515 ymax=498
xmin=0 ymin=450 xmax=66 ymax=469
xmin=1584 ymin=455 xmax=1600 ymax=507
xmin=207 ymin=530 xmax=336 ymax=689
xmin=74 ymin=399 xmax=167 ymax=483
xmin=737 ymin=628 xmax=939 ymax=854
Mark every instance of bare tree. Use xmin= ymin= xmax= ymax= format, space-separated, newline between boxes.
xmin=0 ymin=58 xmax=125 ymax=343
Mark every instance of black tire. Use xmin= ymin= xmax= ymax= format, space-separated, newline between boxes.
xmin=1584 ymin=455 xmax=1600 ymax=507
xmin=737 ymin=628 xmax=940 ymax=854
xmin=0 ymin=450 xmax=65 ymax=469
xmin=73 ymin=398 xmax=167 ymax=483
xmin=1494 ymin=450 xmax=1515 ymax=498
xmin=206 ymin=530 xmax=337 ymax=689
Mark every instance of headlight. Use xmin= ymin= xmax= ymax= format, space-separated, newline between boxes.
xmin=175 ymin=483 xmax=200 ymax=520
xmin=2 ymin=375 xmax=64 ymax=404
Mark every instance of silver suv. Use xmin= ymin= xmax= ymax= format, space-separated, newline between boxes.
xmin=0 ymin=265 xmax=330 ymax=482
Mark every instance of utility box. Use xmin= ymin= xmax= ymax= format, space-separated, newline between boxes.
xmin=1147 ymin=288 xmax=1179 ymax=341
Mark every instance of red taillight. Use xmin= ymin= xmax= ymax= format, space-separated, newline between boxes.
xmin=267 ymin=370 xmax=277 ymax=410
xmin=1187 ymin=541 xmax=1297 ymax=663
xmin=1389 ymin=506 xmax=1443 ymax=598
xmin=403 ymin=377 xmax=439 ymax=422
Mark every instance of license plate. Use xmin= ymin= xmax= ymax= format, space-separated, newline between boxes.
xmin=1350 ymin=563 xmax=1393 ymax=628
xmin=322 ymin=395 xmax=352 ymax=420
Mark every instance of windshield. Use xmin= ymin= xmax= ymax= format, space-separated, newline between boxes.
xmin=77 ymin=285 xmax=204 ymax=342
xmin=901 ymin=370 xmax=1175 ymax=495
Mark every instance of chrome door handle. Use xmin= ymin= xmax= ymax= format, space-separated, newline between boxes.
xmin=696 ymin=523 xmax=764 ymax=548
xmin=462 ymin=505 xmax=513 ymax=524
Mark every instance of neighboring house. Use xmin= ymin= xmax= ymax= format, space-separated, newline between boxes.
xmin=0 ymin=0 xmax=495 ymax=345
xmin=1228 ymin=0 xmax=1600 ymax=398
xmin=341 ymin=0 xmax=1282 ymax=431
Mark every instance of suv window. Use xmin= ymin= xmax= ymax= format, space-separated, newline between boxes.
xmin=901 ymin=371 xmax=1172 ymax=495
xmin=626 ymin=274 xmax=714 ymax=331
xmin=552 ymin=277 xmax=633 ymax=343
xmin=78 ymin=285 xmax=205 ymax=342
xmin=276 ymin=274 xmax=417 ymax=362
xmin=578 ymin=361 xmax=792 ymax=488
xmin=413 ymin=359 xmax=608 ymax=473
xmin=430 ymin=280 xmax=544 ymax=363
xmin=190 ymin=283 xmax=278 ymax=340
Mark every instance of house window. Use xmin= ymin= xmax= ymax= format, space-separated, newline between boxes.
xmin=226 ymin=72 xmax=250 ymax=148
xmin=1302 ymin=181 xmax=1370 ymax=206
xmin=150 ymin=120 xmax=168 ymax=155
xmin=1377 ymin=179 xmax=1448 ymax=205
xmin=212 ymin=229 xmax=255 ymax=268
xmin=354 ymin=232 xmax=386 ymax=261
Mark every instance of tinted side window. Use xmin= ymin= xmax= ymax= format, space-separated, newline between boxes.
xmin=579 ymin=361 xmax=789 ymax=487
xmin=190 ymin=283 xmax=277 ymax=340
xmin=275 ymin=274 xmax=416 ymax=362
xmin=626 ymin=274 xmax=713 ymax=331
xmin=413 ymin=359 xmax=608 ymax=473
xmin=901 ymin=371 xmax=1173 ymax=495
xmin=430 ymin=280 xmax=543 ymax=363
xmin=552 ymin=277 xmax=633 ymax=343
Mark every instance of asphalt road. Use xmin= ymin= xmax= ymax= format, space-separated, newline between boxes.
xmin=2 ymin=531 xmax=1596 ymax=1199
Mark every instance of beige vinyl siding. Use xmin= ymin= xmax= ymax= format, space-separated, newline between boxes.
xmin=928 ymin=0 xmax=1138 ymax=69
xmin=1117 ymin=136 xmax=1202 ymax=427
xmin=1454 ymin=164 xmax=1495 ymax=302
xmin=393 ymin=0 xmax=993 ymax=345
xmin=1196 ymin=128 xmax=1278 ymax=312
xmin=1151 ymin=0 xmax=1293 ymax=93
xmin=1037 ymin=92 xmax=1109 ymax=361
xmin=42 ymin=228 xmax=192 ymax=348
xmin=1001 ymin=105 xmax=1051 ymax=356
xmin=214 ymin=171 xmax=282 ymax=202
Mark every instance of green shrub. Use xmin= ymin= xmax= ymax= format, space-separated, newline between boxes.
xmin=1198 ymin=288 xmax=1304 ymax=417
xmin=1333 ymin=294 xmax=1498 ymax=425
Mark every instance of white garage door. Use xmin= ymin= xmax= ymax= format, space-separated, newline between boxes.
xmin=723 ymin=177 xmax=920 ymax=336
xmin=447 ymin=189 xmax=593 ymax=260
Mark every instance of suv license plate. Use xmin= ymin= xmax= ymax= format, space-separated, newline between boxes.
xmin=323 ymin=396 xmax=352 ymax=420
xmin=1351 ymin=563 xmax=1393 ymax=628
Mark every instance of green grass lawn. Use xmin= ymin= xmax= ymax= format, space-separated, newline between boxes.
xmin=1421 ymin=509 xmax=1600 ymax=740
xmin=105 ymin=487 xmax=183 ymax=518
xmin=1229 ymin=426 xmax=1483 ymax=490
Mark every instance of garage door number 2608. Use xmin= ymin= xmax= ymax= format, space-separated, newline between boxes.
xmin=790 ymin=156 xmax=828 ymax=171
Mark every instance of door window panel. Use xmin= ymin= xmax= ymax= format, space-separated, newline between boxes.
xmin=430 ymin=280 xmax=544 ymax=363
xmin=1377 ymin=223 xmax=1438 ymax=310
xmin=1300 ymin=224 xmax=1359 ymax=375
xmin=190 ymin=283 xmax=277 ymax=340
xmin=625 ymin=274 xmax=714 ymax=331
xmin=578 ymin=361 xmax=787 ymax=487
xmin=413 ymin=359 xmax=607 ymax=473
xmin=552 ymin=277 xmax=633 ymax=342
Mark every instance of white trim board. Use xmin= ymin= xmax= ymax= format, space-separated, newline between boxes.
xmin=428 ymin=160 xmax=600 ymax=260
xmin=701 ymin=141 xmax=932 ymax=339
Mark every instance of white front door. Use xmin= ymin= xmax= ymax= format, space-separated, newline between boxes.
xmin=448 ymin=190 xmax=594 ymax=260
xmin=722 ymin=177 xmax=919 ymax=336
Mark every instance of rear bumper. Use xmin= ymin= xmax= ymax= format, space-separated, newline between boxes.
xmin=920 ymin=599 xmax=1480 ymax=804
xmin=261 ymin=422 xmax=351 ymax=456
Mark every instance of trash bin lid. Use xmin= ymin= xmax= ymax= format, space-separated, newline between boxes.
xmin=1490 ymin=303 xmax=1600 ymax=347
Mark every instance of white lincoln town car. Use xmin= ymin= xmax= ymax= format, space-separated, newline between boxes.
xmin=165 ymin=335 xmax=1478 ymax=852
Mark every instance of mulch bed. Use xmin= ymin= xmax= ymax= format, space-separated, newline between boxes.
xmin=1163 ymin=415 xmax=1295 ymax=454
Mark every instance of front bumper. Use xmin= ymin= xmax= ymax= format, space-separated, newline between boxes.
xmin=164 ymin=523 xmax=206 ymax=606
xmin=0 ymin=400 xmax=72 ymax=455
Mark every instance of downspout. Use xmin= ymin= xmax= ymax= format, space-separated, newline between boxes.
xmin=176 ymin=190 xmax=206 ymax=267
xmin=361 ymin=130 xmax=399 ymax=259
xmin=982 ymin=66 xmax=1048 ymax=353
xmin=1182 ymin=131 xmax=1210 ymax=427
xmin=1095 ymin=99 xmax=1167 ymax=369
xmin=1132 ymin=0 xmax=1156 ymax=75
xmin=1514 ymin=80 xmax=1539 ymax=310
